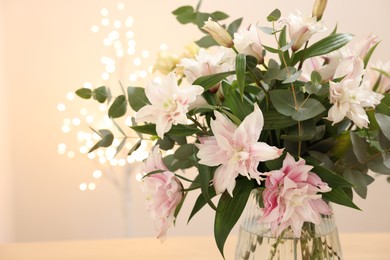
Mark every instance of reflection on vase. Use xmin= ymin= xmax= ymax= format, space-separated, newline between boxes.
xmin=235 ymin=189 xmax=343 ymax=260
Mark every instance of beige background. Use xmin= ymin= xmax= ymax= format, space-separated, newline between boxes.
xmin=1 ymin=0 xmax=390 ymax=243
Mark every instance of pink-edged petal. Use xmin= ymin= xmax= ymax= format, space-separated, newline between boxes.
xmin=251 ymin=142 xmax=284 ymax=161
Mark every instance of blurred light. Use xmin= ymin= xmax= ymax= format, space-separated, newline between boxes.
xmin=62 ymin=125 xmax=70 ymax=133
xmin=100 ymin=8 xmax=109 ymax=16
xmin=93 ymin=170 xmax=103 ymax=179
xmin=57 ymin=103 xmax=66 ymax=112
xmin=139 ymin=70 xmax=147 ymax=78
xmin=127 ymin=156 xmax=135 ymax=163
xmin=99 ymin=157 xmax=107 ymax=164
xmin=160 ymin=43 xmax=168 ymax=50
xmin=88 ymin=182 xmax=96 ymax=191
xmin=63 ymin=118 xmax=71 ymax=125
xmin=80 ymin=108 xmax=88 ymax=116
xmin=126 ymin=31 xmax=134 ymax=39
xmin=106 ymin=64 xmax=116 ymax=73
xmin=67 ymin=151 xmax=75 ymax=158
xmin=128 ymin=39 xmax=136 ymax=47
xmin=114 ymin=20 xmax=122 ymax=28
xmin=116 ymin=49 xmax=124 ymax=57
xmin=117 ymin=2 xmax=125 ymax=10
xmin=86 ymin=115 xmax=94 ymax=124
xmin=102 ymin=72 xmax=110 ymax=80
xmin=136 ymin=173 xmax=144 ymax=182
xmin=79 ymin=146 xmax=88 ymax=154
xmin=87 ymin=152 xmax=96 ymax=159
xmin=97 ymin=150 xmax=105 ymax=157
xmin=114 ymin=40 xmax=122 ymax=49
xmin=72 ymin=117 xmax=81 ymax=126
xmin=125 ymin=16 xmax=134 ymax=27
xmin=91 ymin=25 xmax=99 ymax=33
xmin=103 ymin=38 xmax=112 ymax=46
xmin=127 ymin=47 xmax=135 ymax=55
xmin=110 ymin=159 xmax=118 ymax=166
xmin=142 ymin=50 xmax=150 ymax=58
xmin=105 ymin=147 xmax=116 ymax=160
xmin=66 ymin=92 xmax=75 ymax=101
xmin=101 ymin=18 xmax=110 ymax=26
xmin=79 ymin=183 xmax=88 ymax=191
xmin=83 ymin=82 xmax=92 ymax=89
xmin=129 ymin=74 xmax=137 ymax=82
xmin=57 ymin=143 xmax=66 ymax=154
xmin=125 ymin=116 xmax=133 ymax=126
xmin=118 ymin=159 xmax=126 ymax=166
xmin=153 ymin=77 xmax=162 ymax=84
xmin=109 ymin=31 xmax=119 ymax=40
xmin=133 ymin=58 xmax=141 ymax=66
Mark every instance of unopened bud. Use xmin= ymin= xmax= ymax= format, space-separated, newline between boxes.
xmin=312 ymin=0 xmax=328 ymax=21
xmin=202 ymin=18 xmax=234 ymax=48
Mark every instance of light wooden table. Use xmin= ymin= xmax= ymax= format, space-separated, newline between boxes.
xmin=0 ymin=233 xmax=389 ymax=260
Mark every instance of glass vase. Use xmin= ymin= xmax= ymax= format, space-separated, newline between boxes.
xmin=235 ymin=189 xmax=343 ymax=260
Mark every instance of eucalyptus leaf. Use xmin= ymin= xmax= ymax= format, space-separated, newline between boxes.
xmin=108 ymin=95 xmax=127 ymax=118
xmin=93 ymin=86 xmax=108 ymax=103
xmin=127 ymin=86 xmax=150 ymax=111
xmin=75 ymin=88 xmax=92 ymax=99
xmin=195 ymin=35 xmax=218 ymax=48
xmin=227 ymin=18 xmax=243 ymax=35
xmin=89 ymin=129 xmax=114 ymax=153
xmin=375 ymin=113 xmax=390 ymax=140
xmin=267 ymin=8 xmax=281 ymax=22
xmin=174 ymin=144 xmax=196 ymax=160
xmin=127 ymin=139 xmax=142 ymax=156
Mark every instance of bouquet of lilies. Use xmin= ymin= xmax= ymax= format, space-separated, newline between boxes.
xmin=76 ymin=0 xmax=390 ymax=257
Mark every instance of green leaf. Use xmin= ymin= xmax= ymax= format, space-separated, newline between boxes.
xmin=375 ymin=113 xmax=390 ymax=140
xmin=127 ymin=87 xmax=149 ymax=111
xmin=363 ymin=41 xmax=380 ymax=68
xmin=210 ymin=11 xmax=229 ymax=21
xmin=305 ymin=158 xmax=354 ymax=188
xmin=221 ymin=82 xmax=253 ymax=121
xmin=108 ymin=95 xmax=127 ymax=118
xmin=114 ymin=138 xmax=127 ymax=158
xmin=236 ymin=53 xmax=246 ymax=99
xmin=292 ymin=34 xmax=353 ymax=65
xmin=350 ymin=132 xmax=369 ymax=164
xmin=281 ymin=120 xmax=316 ymax=141
xmin=263 ymin=109 xmax=297 ymax=130
xmin=174 ymin=144 xmax=196 ymax=160
xmin=269 ymin=90 xmax=326 ymax=121
xmin=267 ymin=9 xmax=281 ymax=22
xmin=311 ymin=71 xmax=322 ymax=84
xmin=172 ymin=5 xmax=194 ymax=16
xmin=322 ymin=187 xmax=360 ymax=210
xmin=172 ymin=6 xmax=196 ymax=24
xmin=282 ymin=70 xmax=302 ymax=84
xmin=188 ymin=186 xmax=217 ymax=224
xmin=89 ymin=129 xmax=114 ymax=153
xmin=198 ymin=164 xmax=218 ymax=211
xmin=75 ymin=88 xmax=92 ymax=99
xmin=157 ymin=136 xmax=175 ymax=150
xmin=195 ymin=35 xmax=218 ymax=48
xmin=127 ymin=139 xmax=142 ymax=156
xmin=227 ymin=18 xmax=243 ymax=35
xmin=131 ymin=124 xmax=201 ymax=137
xmin=93 ymin=86 xmax=108 ymax=103
xmin=214 ymin=179 xmax=255 ymax=258
xmin=193 ymin=71 xmax=236 ymax=91
xmin=376 ymin=93 xmax=390 ymax=114
xmin=344 ymin=169 xmax=374 ymax=199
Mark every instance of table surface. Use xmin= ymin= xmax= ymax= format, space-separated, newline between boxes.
xmin=0 ymin=233 xmax=389 ymax=260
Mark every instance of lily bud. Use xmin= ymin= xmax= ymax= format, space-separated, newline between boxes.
xmin=312 ymin=0 xmax=328 ymax=21
xmin=202 ymin=18 xmax=234 ymax=48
